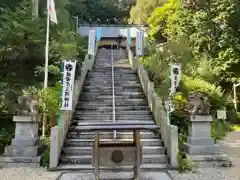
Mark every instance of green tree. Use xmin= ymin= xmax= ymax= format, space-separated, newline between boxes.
xmin=67 ymin=0 xmax=131 ymax=24
xmin=0 ymin=0 xmax=86 ymax=118
xmin=129 ymin=0 xmax=168 ymax=24
xmin=147 ymin=0 xmax=240 ymax=89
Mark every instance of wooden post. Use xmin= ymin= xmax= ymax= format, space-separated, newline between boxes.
xmin=133 ymin=130 xmax=141 ymax=180
xmin=94 ymin=131 xmax=100 ymax=180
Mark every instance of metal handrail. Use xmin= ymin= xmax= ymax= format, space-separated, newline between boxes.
xmin=111 ymin=45 xmax=116 ymax=139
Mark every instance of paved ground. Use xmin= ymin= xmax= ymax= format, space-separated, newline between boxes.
xmin=1 ymin=168 xmax=240 ymax=180
xmin=169 ymin=168 xmax=240 ymax=180
xmin=0 ymin=167 xmax=60 ymax=180
xmin=59 ymin=172 xmax=171 ymax=180
xmin=218 ymin=130 xmax=240 ymax=167
xmin=168 ymin=129 xmax=240 ymax=180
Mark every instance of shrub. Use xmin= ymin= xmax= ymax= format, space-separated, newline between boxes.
xmin=181 ymin=75 xmax=226 ymax=109
xmin=0 ymin=115 xmax=14 ymax=154
xmin=38 ymin=83 xmax=61 ymax=120
xmin=41 ymin=137 xmax=50 ymax=168
xmin=38 ymin=83 xmax=61 ymax=134
xmin=0 ymin=128 xmax=14 ymax=154
xmin=171 ymin=93 xmax=189 ymax=134
xmin=211 ymin=119 xmax=232 ymax=143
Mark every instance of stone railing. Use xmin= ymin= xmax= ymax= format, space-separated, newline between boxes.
xmin=126 ymin=46 xmax=179 ymax=168
xmin=49 ymin=53 xmax=97 ymax=169
xmin=127 ymin=46 xmax=137 ymax=72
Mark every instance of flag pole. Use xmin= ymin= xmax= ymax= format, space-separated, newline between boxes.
xmin=42 ymin=0 xmax=50 ymax=137
xmin=44 ymin=0 xmax=50 ymax=89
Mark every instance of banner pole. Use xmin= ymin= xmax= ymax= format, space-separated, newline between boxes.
xmin=41 ymin=0 xmax=50 ymax=137
xmin=58 ymin=61 xmax=64 ymax=128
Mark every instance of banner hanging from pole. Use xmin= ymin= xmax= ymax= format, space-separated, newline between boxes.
xmin=170 ymin=63 xmax=181 ymax=95
xmin=127 ymin=28 xmax=131 ymax=46
xmin=96 ymin=27 xmax=101 ymax=41
xmin=88 ymin=30 xmax=96 ymax=55
xmin=136 ymin=30 xmax=144 ymax=56
xmin=61 ymin=60 xmax=76 ymax=110
xmin=48 ymin=0 xmax=58 ymax=24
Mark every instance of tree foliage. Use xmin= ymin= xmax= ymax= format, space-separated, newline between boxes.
xmin=0 ymin=0 xmax=86 ymax=116
xmin=129 ymin=0 xmax=168 ymax=24
xmin=67 ymin=0 xmax=131 ymax=24
xmin=144 ymin=1 xmax=239 ymax=169
xmin=147 ymin=0 xmax=240 ymax=92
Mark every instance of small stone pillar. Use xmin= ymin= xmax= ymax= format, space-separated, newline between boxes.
xmin=0 ymin=116 xmax=42 ymax=168
xmin=183 ymin=115 xmax=231 ymax=167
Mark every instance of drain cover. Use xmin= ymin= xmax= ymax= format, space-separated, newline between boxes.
xmin=111 ymin=150 xmax=124 ymax=163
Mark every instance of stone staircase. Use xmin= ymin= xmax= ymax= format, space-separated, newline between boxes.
xmin=58 ymin=48 xmax=169 ymax=170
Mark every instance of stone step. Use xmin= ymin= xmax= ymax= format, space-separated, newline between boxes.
xmin=62 ymin=146 xmax=165 ymax=156
xmin=85 ymin=77 xmax=139 ymax=81
xmin=78 ymin=96 xmax=146 ymax=101
xmin=75 ymin=105 xmax=150 ymax=111
xmin=81 ymin=89 xmax=142 ymax=94
xmin=77 ymin=98 xmax=147 ymax=104
xmin=70 ymin=120 xmax=155 ymax=127
xmin=87 ymin=72 xmax=136 ymax=75
xmin=90 ymin=68 xmax=112 ymax=70
xmin=95 ymin=56 xmax=110 ymax=57
xmin=91 ymin=67 xmax=133 ymax=71
xmin=83 ymin=81 xmax=140 ymax=84
xmin=71 ymin=120 xmax=153 ymax=125
xmin=64 ymin=139 xmax=164 ymax=146
xmin=83 ymin=87 xmax=142 ymax=91
xmin=67 ymin=131 xmax=159 ymax=139
xmin=84 ymin=80 xmax=140 ymax=84
xmin=82 ymin=85 xmax=141 ymax=89
xmin=77 ymin=99 xmax=147 ymax=105
xmin=85 ymin=81 xmax=139 ymax=84
xmin=60 ymin=154 xmax=168 ymax=164
xmin=87 ymin=74 xmax=138 ymax=77
xmin=77 ymin=99 xmax=147 ymax=103
xmin=71 ymin=120 xmax=155 ymax=124
xmin=83 ymin=83 xmax=141 ymax=88
xmin=74 ymin=114 xmax=153 ymax=121
xmin=75 ymin=110 xmax=152 ymax=116
xmin=79 ymin=95 xmax=146 ymax=101
xmin=80 ymin=92 xmax=144 ymax=96
xmin=93 ymin=66 xmax=112 ymax=68
xmin=83 ymin=82 xmax=140 ymax=86
xmin=88 ymin=71 xmax=135 ymax=75
xmin=76 ymin=101 xmax=113 ymax=106
xmin=57 ymin=163 xmax=169 ymax=171
xmin=77 ymin=101 xmax=148 ymax=106
xmin=83 ymin=84 xmax=141 ymax=89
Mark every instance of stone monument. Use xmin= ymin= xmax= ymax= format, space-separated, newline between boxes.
xmin=183 ymin=92 xmax=232 ymax=168
xmin=0 ymin=91 xmax=43 ymax=168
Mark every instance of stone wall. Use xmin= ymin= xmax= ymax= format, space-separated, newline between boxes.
xmin=126 ymin=45 xmax=179 ymax=168
xmin=49 ymin=51 xmax=97 ymax=169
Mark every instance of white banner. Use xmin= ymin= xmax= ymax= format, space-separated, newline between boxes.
xmin=170 ymin=63 xmax=181 ymax=95
xmin=88 ymin=30 xmax=96 ymax=55
xmin=61 ymin=60 xmax=77 ymax=110
xmin=127 ymin=28 xmax=131 ymax=46
xmin=48 ymin=0 xmax=58 ymax=24
xmin=136 ymin=31 xmax=144 ymax=56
